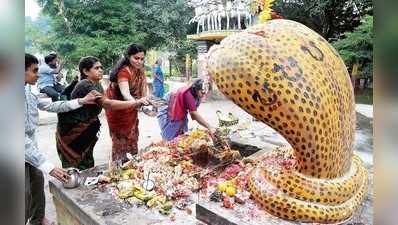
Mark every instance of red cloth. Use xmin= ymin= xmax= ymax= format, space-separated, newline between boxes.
xmin=105 ymin=66 xmax=146 ymax=159
xmin=169 ymin=85 xmax=197 ymax=121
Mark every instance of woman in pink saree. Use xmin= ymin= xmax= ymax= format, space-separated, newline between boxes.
xmin=157 ymin=78 xmax=215 ymax=141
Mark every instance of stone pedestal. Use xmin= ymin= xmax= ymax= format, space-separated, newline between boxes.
xmin=194 ymin=40 xmax=226 ymax=101
xmin=188 ymin=31 xmax=242 ymax=101
xmin=195 ymin=40 xmax=209 ymax=81
xmin=186 ymin=54 xmax=192 ymax=82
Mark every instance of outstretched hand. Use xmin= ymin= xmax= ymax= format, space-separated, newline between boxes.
xmin=49 ymin=167 xmax=70 ymax=183
xmin=79 ymin=90 xmax=102 ymax=105
xmin=137 ymin=97 xmax=150 ymax=106
xmin=208 ymin=127 xmax=217 ymax=138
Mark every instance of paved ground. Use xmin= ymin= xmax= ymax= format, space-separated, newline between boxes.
xmin=356 ymin=104 xmax=373 ymax=119
xmin=35 ymin=98 xmax=373 ymax=224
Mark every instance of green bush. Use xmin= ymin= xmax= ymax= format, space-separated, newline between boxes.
xmin=164 ymin=83 xmax=170 ymax=93
xmin=333 ymin=15 xmax=373 ymax=79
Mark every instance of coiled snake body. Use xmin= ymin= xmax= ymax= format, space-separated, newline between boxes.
xmin=207 ymin=20 xmax=368 ymax=223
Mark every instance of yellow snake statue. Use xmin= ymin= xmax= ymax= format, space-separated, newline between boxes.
xmin=207 ymin=19 xmax=368 ymax=223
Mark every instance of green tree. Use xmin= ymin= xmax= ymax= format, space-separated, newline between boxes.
xmin=37 ymin=0 xmax=147 ymax=73
xmin=35 ymin=0 xmax=195 ymax=76
xmin=333 ymin=15 xmax=373 ymax=79
xmin=25 ymin=16 xmax=51 ymax=54
xmin=273 ymin=0 xmax=373 ymax=40
xmin=136 ymin=0 xmax=196 ymax=75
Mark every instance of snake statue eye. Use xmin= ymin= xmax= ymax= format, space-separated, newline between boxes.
xmin=300 ymin=40 xmax=325 ymax=61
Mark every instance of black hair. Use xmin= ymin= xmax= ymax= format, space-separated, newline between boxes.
xmin=25 ymin=53 xmax=39 ymax=71
xmin=78 ymin=56 xmax=100 ymax=80
xmin=191 ymin=78 xmax=204 ymax=98
xmin=109 ymin=43 xmax=146 ymax=82
xmin=44 ymin=53 xmax=57 ymax=64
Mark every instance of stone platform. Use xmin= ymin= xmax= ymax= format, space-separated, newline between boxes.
xmin=49 ymin=164 xmax=204 ymax=225
xmin=49 ymin=113 xmax=373 ymax=225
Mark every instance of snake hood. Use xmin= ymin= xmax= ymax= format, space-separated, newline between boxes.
xmin=207 ymin=19 xmax=368 ymax=223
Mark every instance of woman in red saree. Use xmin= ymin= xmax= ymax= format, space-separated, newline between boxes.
xmin=106 ymin=43 xmax=149 ymax=162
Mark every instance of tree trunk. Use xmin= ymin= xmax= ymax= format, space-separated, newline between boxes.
xmin=324 ymin=1 xmax=335 ymax=39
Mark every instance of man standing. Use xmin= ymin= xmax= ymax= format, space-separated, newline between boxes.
xmin=36 ymin=53 xmax=65 ymax=101
xmin=25 ymin=53 xmax=98 ymax=225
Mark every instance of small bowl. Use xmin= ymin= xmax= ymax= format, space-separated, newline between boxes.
xmin=63 ymin=168 xmax=80 ymax=189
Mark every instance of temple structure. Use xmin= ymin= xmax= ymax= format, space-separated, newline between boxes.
xmin=186 ymin=0 xmax=280 ymax=98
